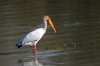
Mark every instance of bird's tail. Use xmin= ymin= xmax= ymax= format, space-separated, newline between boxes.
xmin=16 ymin=39 xmax=24 ymax=48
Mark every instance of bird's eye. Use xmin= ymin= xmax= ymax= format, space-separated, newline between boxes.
xmin=44 ymin=16 xmax=49 ymax=21
xmin=45 ymin=17 xmax=48 ymax=20
xmin=45 ymin=16 xmax=48 ymax=20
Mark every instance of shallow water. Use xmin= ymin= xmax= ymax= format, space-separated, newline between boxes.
xmin=0 ymin=0 xmax=100 ymax=66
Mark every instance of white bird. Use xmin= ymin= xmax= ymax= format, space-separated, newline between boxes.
xmin=16 ymin=16 xmax=56 ymax=63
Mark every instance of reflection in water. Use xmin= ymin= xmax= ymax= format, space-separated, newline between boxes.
xmin=18 ymin=59 xmax=43 ymax=66
xmin=17 ymin=50 xmax=65 ymax=66
xmin=17 ymin=49 xmax=43 ymax=66
xmin=18 ymin=50 xmax=43 ymax=66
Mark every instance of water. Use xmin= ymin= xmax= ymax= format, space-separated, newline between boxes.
xmin=0 ymin=0 xmax=100 ymax=66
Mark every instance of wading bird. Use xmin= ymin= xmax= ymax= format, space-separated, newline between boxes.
xmin=16 ymin=16 xmax=56 ymax=64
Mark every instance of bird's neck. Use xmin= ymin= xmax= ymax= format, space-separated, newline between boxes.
xmin=43 ymin=19 xmax=47 ymax=30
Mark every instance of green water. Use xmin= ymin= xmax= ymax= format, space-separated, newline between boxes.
xmin=0 ymin=0 xmax=100 ymax=66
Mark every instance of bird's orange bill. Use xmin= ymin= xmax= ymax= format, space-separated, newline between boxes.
xmin=47 ymin=18 xmax=56 ymax=33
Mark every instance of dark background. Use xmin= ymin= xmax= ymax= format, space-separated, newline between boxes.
xmin=0 ymin=0 xmax=100 ymax=66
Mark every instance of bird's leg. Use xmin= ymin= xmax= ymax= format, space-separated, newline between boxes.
xmin=33 ymin=45 xmax=38 ymax=64
xmin=33 ymin=45 xmax=37 ymax=56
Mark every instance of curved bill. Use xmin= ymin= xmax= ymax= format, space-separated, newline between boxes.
xmin=47 ymin=18 xmax=56 ymax=33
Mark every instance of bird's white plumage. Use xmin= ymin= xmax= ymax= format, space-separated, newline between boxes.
xmin=16 ymin=16 xmax=56 ymax=49
xmin=22 ymin=28 xmax=46 ymax=46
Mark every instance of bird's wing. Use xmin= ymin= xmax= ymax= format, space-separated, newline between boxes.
xmin=22 ymin=28 xmax=45 ymax=44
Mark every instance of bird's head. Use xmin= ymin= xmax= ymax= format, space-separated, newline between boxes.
xmin=44 ymin=16 xmax=56 ymax=33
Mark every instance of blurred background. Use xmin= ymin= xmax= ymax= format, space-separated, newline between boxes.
xmin=0 ymin=0 xmax=100 ymax=66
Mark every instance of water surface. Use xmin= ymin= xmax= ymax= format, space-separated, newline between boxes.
xmin=0 ymin=0 xmax=100 ymax=66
